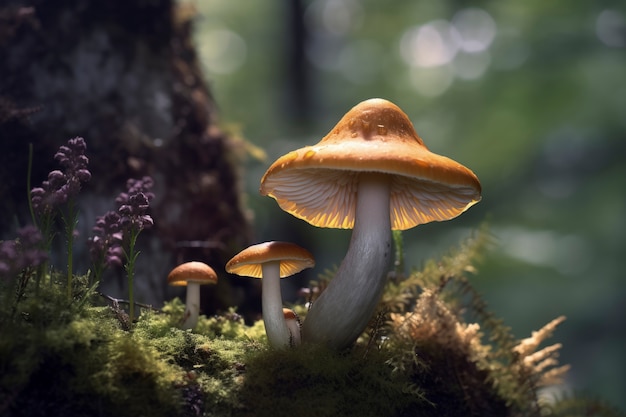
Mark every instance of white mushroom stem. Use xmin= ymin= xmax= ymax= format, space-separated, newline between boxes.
xmin=182 ymin=282 xmax=201 ymax=330
xmin=261 ymin=261 xmax=292 ymax=348
xmin=301 ymin=172 xmax=392 ymax=349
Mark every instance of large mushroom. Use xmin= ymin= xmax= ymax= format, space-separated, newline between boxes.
xmin=260 ymin=98 xmax=482 ymax=349
xmin=167 ymin=261 xmax=218 ymax=330
xmin=225 ymin=241 xmax=314 ymax=348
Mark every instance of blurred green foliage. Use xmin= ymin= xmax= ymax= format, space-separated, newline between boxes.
xmin=186 ymin=0 xmax=625 ymax=410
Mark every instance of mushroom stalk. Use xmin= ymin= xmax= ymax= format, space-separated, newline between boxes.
xmin=261 ymin=261 xmax=292 ymax=348
xmin=182 ymin=283 xmax=201 ymax=330
xmin=301 ymin=173 xmax=392 ymax=349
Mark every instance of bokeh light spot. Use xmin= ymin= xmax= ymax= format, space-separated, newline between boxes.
xmin=596 ymin=9 xmax=626 ymax=48
xmin=452 ymin=8 xmax=497 ymax=53
xmin=199 ymin=28 xmax=247 ymax=74
xmin=400 ymin=20 xmax=461 ymax=68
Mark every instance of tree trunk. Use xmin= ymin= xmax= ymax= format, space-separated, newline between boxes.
xmin=0 ymin=0 xmax=253 ymax=314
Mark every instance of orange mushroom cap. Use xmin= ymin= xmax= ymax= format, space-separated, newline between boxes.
xmin=260 ymin=98 xmax=482 ymax=230
xmin=167 ymin=261 xmax=218 ymax=286
xmin=225 ymin=241 xmax=315 ymax=278
xmin=282 ymin=307 xmax=299 ymax=321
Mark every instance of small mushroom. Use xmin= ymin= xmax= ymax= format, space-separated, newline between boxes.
xmin=283 ymin=308 xmax=302 ymax=347
xmin=260 ymin=98 xmax=482 ymax=349
xmin=167 ymin=261 xmax=218 ymax=330
xmin=225 ymin=241 xmax=314 ymax=348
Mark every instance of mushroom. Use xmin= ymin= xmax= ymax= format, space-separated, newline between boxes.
xmin=260 ymin=98 xmax=482 ymax=349
xmin=225 ymin=241 xmax=314 ymax=348
xmin=167 ymin=261 xmax=218 ymax=330
xmin=283 ymin=308 xmax=302 ymax=347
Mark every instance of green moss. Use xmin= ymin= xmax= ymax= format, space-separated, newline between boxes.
xmin=1 ymin=230 xmax=623 ymax=417
xmin=237 ymin=344 xmax=425 ymax=417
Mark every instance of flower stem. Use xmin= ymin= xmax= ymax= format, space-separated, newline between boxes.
xmin=26 ymin=143 xmax=46 ymax=293
xmin=125 ymin=228 xmax=140 ymax=322
xmin=27 ymin=143 xmax=37 ymax=229
xmin=64 ymin=200 xmax=77 ymax=300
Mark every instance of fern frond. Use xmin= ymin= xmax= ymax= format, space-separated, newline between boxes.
xmin=381 ymin=223 xmax=495 ymax=315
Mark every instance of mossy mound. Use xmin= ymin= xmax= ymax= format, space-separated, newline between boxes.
xmin=1 ymin=233 xmax=624 ymax=417
xmin=1 ymin=286 xmax=423 ymax=417
xmin=238 ymin=344 xmax=424 ymax=417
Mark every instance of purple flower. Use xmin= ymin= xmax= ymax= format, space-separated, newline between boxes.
xmin=106 ymin=245 xmax=124 ymax=268
xmin=115 ymin=176 xmax=155 ymax=232
xmin=87 ymin=211 xmax=124 ymax=269
xmin=31 ymin=137 xmax=91 ymax=216
xmin=87 ymin=176 xmax=155 ymax=276
xmin=0 ymin=225 xmax=48 ymax=280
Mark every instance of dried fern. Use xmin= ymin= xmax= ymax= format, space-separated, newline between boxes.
xmin=381 ymin=223 xmax=494 ymax=313
xmin=377 ymin=225 xmax=575 ymax=416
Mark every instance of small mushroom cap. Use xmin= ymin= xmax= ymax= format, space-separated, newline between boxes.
xmin=282 ymin=308 xmax=299 ymax=321
xmin=167 ymin=261 xmax=218 ymax=286
xmin=225 ymin=241 xmax=315 ymax=278
xmin=260 ymin=98 xmax=481 ymax=230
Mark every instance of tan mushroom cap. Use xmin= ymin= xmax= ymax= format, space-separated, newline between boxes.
xmin=225 ymin=241 xmax=315 ymax=278
xmin=167 ymin=261 xmax=218 ymax=286
xmin=282 ymin=308 xmax=299 ymax=321
xmin=260 ymin=98 xmax=482 ymax=230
